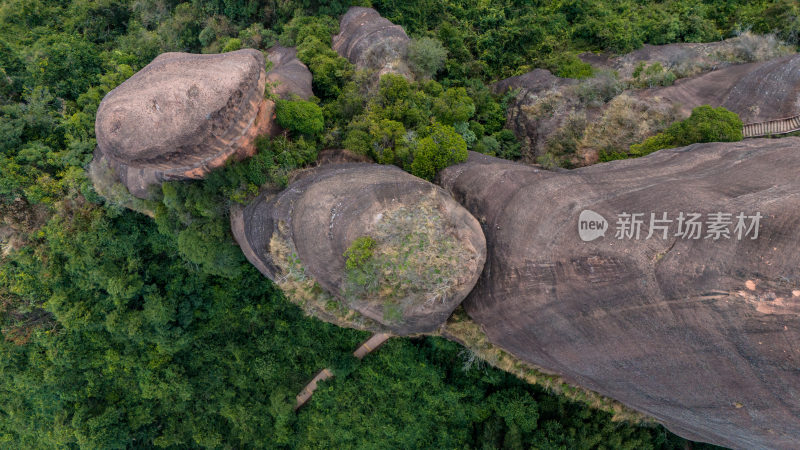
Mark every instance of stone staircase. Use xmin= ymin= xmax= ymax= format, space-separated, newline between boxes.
xmin=743 ymin=114 xmax=800 ymax=138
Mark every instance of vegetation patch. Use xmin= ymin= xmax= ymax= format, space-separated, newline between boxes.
xmin=271 ymin=234 xmax=385 ymax=333
xmin=628 ymin=105 xmax=743 ymax=156
xmin=343 ymin=195 xmax=472 ymax=323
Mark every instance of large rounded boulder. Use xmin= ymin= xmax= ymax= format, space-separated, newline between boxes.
xmin=231 ymin=162 xmax=486 ymax=335
xmin=91 ymin=49 xmax=273 ymax=199
xmin=266 ymin=45 xmax=313 ymax=100
xmin=333 ymin=7 xmax=413 ymax=81
xmin=438 ymin=139 xmax=800 ymax=450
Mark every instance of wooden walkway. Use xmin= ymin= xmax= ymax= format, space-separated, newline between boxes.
xmin=295 ymin=333 xmax=391 ymax=409
xmin=742 ymin=114 xmax=800 ymax=138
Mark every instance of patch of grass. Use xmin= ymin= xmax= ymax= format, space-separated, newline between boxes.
xmin=269 ymin=233 xmax=385 ymax=333
xmin=342 ymin=192 xmax=473 ymax=323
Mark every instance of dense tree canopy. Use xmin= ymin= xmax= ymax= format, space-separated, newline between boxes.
xmin=0 ymin=0 xmax=791 ymax=447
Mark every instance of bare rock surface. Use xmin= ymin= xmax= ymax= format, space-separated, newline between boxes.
xmin=496 ymin=49 xmax=800 ymax=163
xmin=266 ymin=45 xmax=313 ymax=100
xmin=91 ymin=49 xmax=272 ymax=199
xmin=232 ymin=163 xmax=486 ymax=335
xmin=91 ymin=46 xmax=313 ymax=201
xmin=438 ymin=140 xmax=800 ymax=450
xmin=640 ymin=53 xmax=800 ymax=122
xmin=333 ymin=7 xmax=413 ymax=81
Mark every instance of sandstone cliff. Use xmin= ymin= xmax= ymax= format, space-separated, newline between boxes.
xmin=438 ymin=140 xmax=800 ymax=450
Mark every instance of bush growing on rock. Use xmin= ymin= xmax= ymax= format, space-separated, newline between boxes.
xmin=630 ymin=105 xmax=743 ymax=156
xmin=221 ymin=37 xmax=242 ymax=52
xmin=344 ymin=236 xmax=377 ymax=270
xmin=282 ymin=15 xmax=353 ymax=99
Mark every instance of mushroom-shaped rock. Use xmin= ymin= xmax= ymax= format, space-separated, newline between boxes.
xmin=91 ymin=49 xmax=277 ymax=199
xmin=266 ymin=45 xmax=313 ymax=100
xmin=232 ymin=163 xmax=486 ymax=335
xmin=333 ymin=7 xmax=413 ymax=81
xmin=438 ymin=139 xmax=800 ymax=450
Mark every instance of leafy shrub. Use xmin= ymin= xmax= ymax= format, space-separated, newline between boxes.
xmin=630 ymin=105 xmax=743 ymax=156
xmin=431 ymin=87 xmax=476 ymax=125
xmin=344 ymin=236 xmax=377 ymax=270
xmin=407 ymin=36 xmax=448 ymax=78
xmin=283 ymin=15 xmax=353 ymax=99
xmin=221 ymin=37 xmax=241 ymax=52
xmin=548 ymin=53 xmax=594 ymax=79
xmin=275 ymin=99 xmax=325 ymax=137
xmin=410 ymin=122 xmax=468 ymax=180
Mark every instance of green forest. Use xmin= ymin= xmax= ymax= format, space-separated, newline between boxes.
xmin=1 ymin=0 xmax=798 ymax=447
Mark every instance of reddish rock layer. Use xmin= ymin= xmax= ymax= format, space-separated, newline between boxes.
xmin=438 ymin=140 xmax=800 ymax=450
xmin=92 ymin=49 xmax=272 ymax=198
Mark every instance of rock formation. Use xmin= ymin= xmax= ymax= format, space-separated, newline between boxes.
xmin=266 ymin=45 xmax=313 ymax=100
xmin=495 ymin=41 xmax=798 ymax=163
xmin=91 ymin=49 xmax=271 ymax=199
xmin=333 ymin=7 xmax=414 ymax=81
xmin=231 ymin=161 xmax=486 ymax=335
xmin=91 ymin=47 xmax=313 ymax=200
xmin=438 ymin=139 xmax=800 ymax=450
xmin=639 ymin=53 xmax=800 ymax=123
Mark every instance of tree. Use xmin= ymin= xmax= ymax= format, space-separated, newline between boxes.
xmin=275 ymin=99 xmax=325 ymax=137
xmin=432 ymin=87 xmax=475 ymax=125
xmin=407 ymin=36 xmax=447 ymax=78
xmin=410 ymin=122 xmax=468 ymax=180
xmin=630 ymin=105 xmax=742 ymax=156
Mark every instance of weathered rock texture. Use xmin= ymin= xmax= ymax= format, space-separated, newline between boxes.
xmin=438 ymin=139 xmax=800 ymax=450
xmin=496 ymin=42 xmax=798 ymax=164
xmin=92 ymin=49 xmax=272 ymax=199
xmin=231 ymin=162 xmax=486 ymax=335
xmin=640 ymin=53 xmax=800 ymax=123
xmin=333 ymin=7 xmax=413 ymax=81
xmin=266 ymin=45 xmax=313 ymax=100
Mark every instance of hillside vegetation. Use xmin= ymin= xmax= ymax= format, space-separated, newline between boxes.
xmin=2 ymin=0 xmax=795 ymax=447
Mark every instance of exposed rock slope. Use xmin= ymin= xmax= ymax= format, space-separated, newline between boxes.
xmin=333 ymin=7 xmax=413 ymax=81
xmin=496 ymin=43 xmax=799 ymax=163
xmin=640 ymin=53 xmax=800 ymax=122
xmin=231 ymin=162 xmax=485 ymax=335
xmin=438 ymin=140 xmax=800 ymax=450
